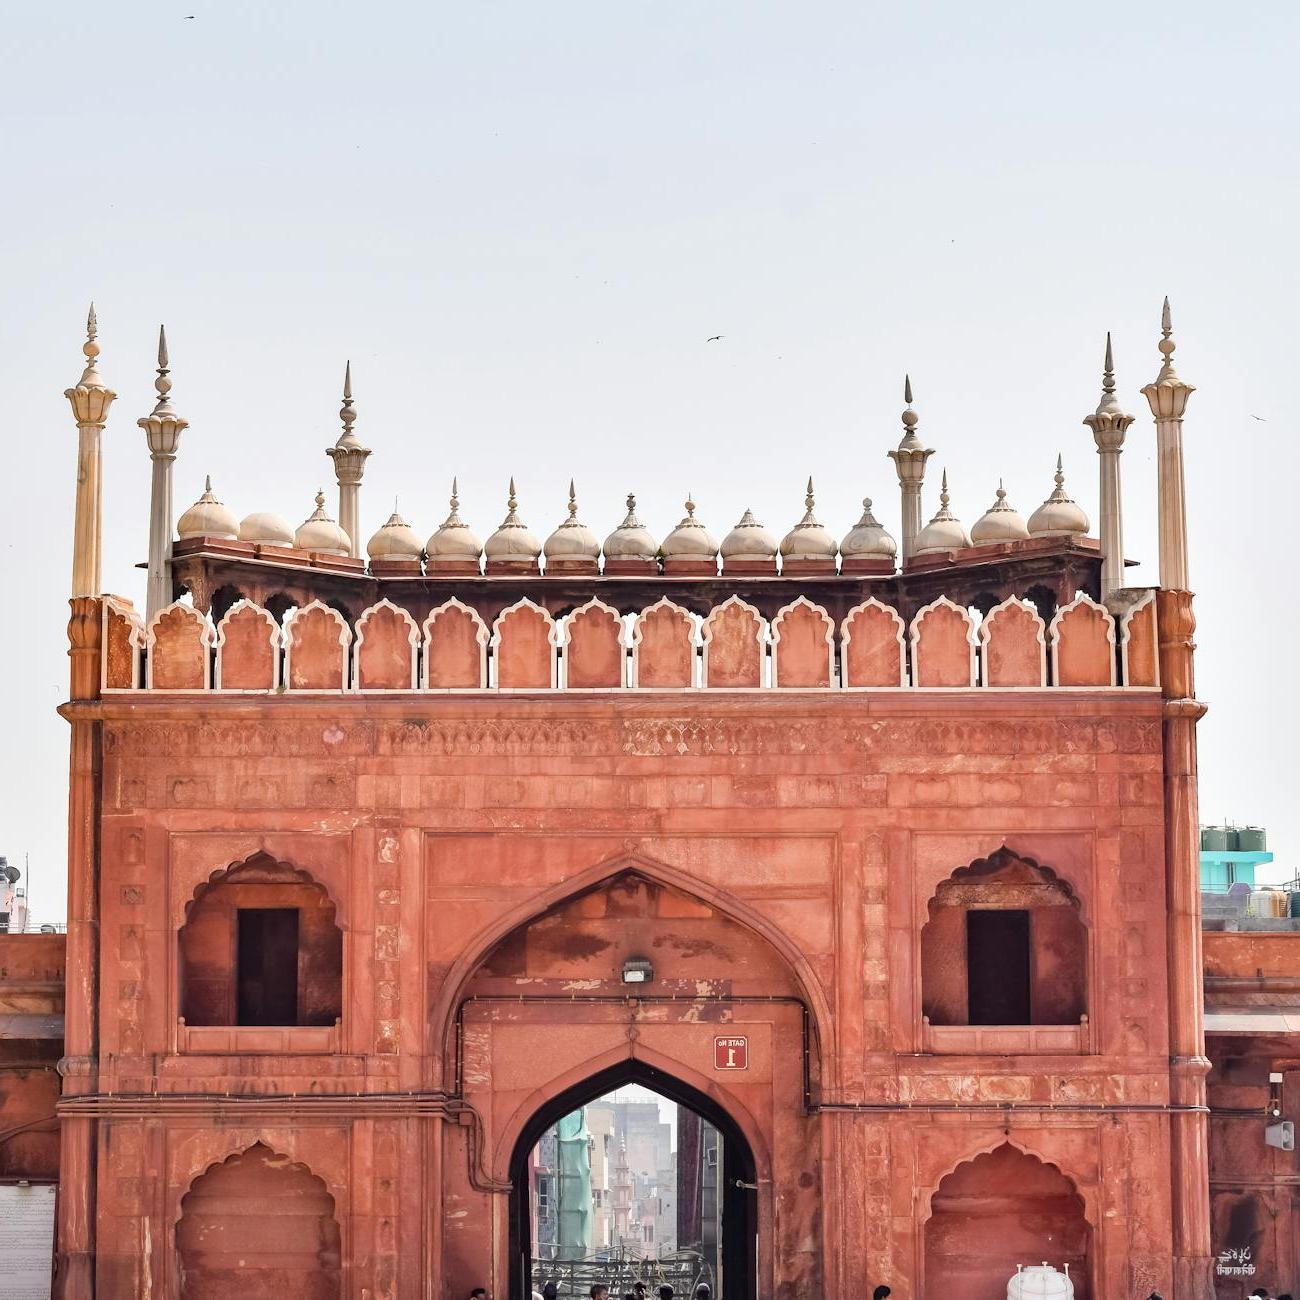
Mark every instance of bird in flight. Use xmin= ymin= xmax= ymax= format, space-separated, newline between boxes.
xmin=1250 ymin=414 xmax=1267 ymax=422
xmin=706 ymin=334 xmax=723 ymax=342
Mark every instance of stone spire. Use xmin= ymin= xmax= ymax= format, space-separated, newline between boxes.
xmin=887 ymin=375 xmax=935 ymax=561
xmin=65 ymin=304 xmax=117 ymax=598
xmin=1084 ymin=332 xmax=1135 ymax=598
xmin=1141 ymin=298 xmax=1196 ymax=591
xmin=325 ymin=360 xmax=371 ymax=559
xmin=137 ymin=325 xmax=189 ymax=618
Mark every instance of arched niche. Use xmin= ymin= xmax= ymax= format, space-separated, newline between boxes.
xmin=701 ymin=596 xmax=766 ymax=688
xmin=840 ymin=598 xmax=906 ymax=688
xmin=979 ymin=596 xmax=1047 ymax=687
xmin=920 ymin=847 xmax=1087 ymax=1032
xmin=492 ymin=598 xmax=558 ymax=689
xmin=562 ymin=598 xmax=625 ymax=689
xmin=924 ymin=1142 xmax=1092 ymax=1299
xmin=910 ymin=596 xmax=976 ymax=688
xmin=214 ymin=600 xmax=280 ymax=691
xmin=630 ymin=598 xmax=697 ymax=689
xmin=102 ymin=596 xmax=144 ymax=690
xmin=432 ymin=850 xmax=831 ymax=1085
xmin=284 ymin=600 xmax=351 ymax=691
xmin=1050 ymin=593 xmax=1116 ymax=687
xmin=770 ymin=597 xmax=834 ymax=688
xmin=354 ymin=598 xmax=419 ymax=690
xmin=423 ymin=598 xmax=489 ymax=689
xmin=147 ymin=600 xmax=213 ymax=691
xmin=179 ymin=853 xmax=342 ymax=1030
xmin=176 ymin=1143 xmax=341 ymax=1299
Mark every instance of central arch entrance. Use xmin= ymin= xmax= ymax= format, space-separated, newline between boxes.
xmin=509 ymin=1060 xmax=758 ymax=1300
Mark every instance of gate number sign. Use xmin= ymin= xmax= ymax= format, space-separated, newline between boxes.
xmin=714 ymin=1035 xmax=748 ymax=1070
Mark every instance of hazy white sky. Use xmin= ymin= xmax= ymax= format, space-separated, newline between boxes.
xmin=3 ymin=1 xmax=1297 ymax=921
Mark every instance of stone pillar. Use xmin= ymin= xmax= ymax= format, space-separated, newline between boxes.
xmin=1084 ymin=333 xmax=1134 ymax=600
xmin=138 ymin=326 xmax=188 ymax=620
xmin=58 ymin=307 xmax=114 ymax=1300
xmin=887 ymin=376 xmax=934 ymax=562
xmin=64 ymin=306 xmax=116 ymax=599
xmin=326 ymin=361 xmax=371 ymax=559
xmin=1144 ymin=303 xmax=1213 ymax=1298
xmin=55 ymin=599 xmax=102 ymax=1300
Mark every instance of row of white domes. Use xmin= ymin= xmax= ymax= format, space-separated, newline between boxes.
xmin=177 ymin=461 xmax=1088 ymax=564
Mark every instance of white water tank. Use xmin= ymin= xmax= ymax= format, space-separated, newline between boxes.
xmin=1008 ymin=1262 xmax=1075 ymax=1299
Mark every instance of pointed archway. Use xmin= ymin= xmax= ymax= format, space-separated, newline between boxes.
xmin=509 ymin=1059 xmax=758 ymax=1300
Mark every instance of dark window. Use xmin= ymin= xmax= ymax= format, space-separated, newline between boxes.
xmin=966 ymin=909 xmax=1030 ymax=1025
xmin=237 ymin=908 xmax=299 ymax=1026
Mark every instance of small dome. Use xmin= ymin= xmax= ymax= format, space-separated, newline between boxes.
xmin=780 ymin=479 xmax=838 ymax=562
xmin=661 ymin=496 xmax=718 ymax=560
xmin=913 ymin=471 xmax=971 ymax=555
xmin=970 ymin=481 xmax=1030 ymax=544
xmin=238 ymin=508 xmax=294 ymax=547
xmin=484 ymin=479 xmax=541 ymax=563
xmin=177 ymin=476 xmax=238 ymax=541
xmin=721 ymin=508 xmax=778 ymax=562
xmin=425 ymin=479 xmax=483 ymax=563
xmin=840 ymin=498 xmax=898 ymax=560
xmin=543 ymin=481 xmax=601 ymax=562
xmin=603 ymin=493 xmax=658 ymax=560
xmin=294 ymin=490 xmax=351 ymax=556
xmin=1028 ymin=456 xmax=1090 ymax=537
xmin=367 ymin=506 xmax=423 ymax=561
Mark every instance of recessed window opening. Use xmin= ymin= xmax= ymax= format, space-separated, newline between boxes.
xmin=237 ymin=907 xmax=299 ymax=1026
xmin=966 ymin=908 xmax=1030 ymax=1025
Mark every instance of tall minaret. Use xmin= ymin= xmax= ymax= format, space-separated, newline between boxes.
xmin=1141 ymin=298 xmax=1196 ymax=590
xmin=1144 ymin=297 xmax=1213 ymax=1296
xmin=1083 ymin=333 xmax=1135 ymax=599
xmin=138 ymin=326 xmax=189 ymax=619
xmin=887 ymin=375 xmax=934 ymax=562
xmin=64 ymin=304 xmax=117 ymax=597
xmin=325 ymin=360 xmax=371 ymax=559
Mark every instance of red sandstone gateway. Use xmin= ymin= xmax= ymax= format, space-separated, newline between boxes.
xmin=46 ymin=305 xmax=1228 ymax=1299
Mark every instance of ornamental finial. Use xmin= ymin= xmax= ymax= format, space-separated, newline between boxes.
xmin=340 ymin=360 xmax=356 ymax=436
xmin=567 ymin=478 xmax=578 ymax=520
xmin=150 ymin=324 xmax=174 ymax=414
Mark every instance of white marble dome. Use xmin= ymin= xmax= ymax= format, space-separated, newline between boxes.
xmin=238 ymin=508 xmax=295 ymax=547
xmin=367 ymin=508 xmax=423 ymax=562
xmin=720 ymin=508 xmax=778 ymax=562
xmin=1028 ymin=458 xmax=1090 ymax=537
xmin=177 ymin=476 xmax=239 ymax=541
xmin=603 ymin=494 xmax=658 ymax=561
xmin=543 ymin=482 xmax=601 ymax=562
xmin=484 ymin=480 xmax=541 ymax=563
xmin=970 ymin=482 xmax=1030 ymax=544
xmin=839 ymin=497 xmax=897 ymax=561
xmin=294 ymin=491 xmax=351 ymax=556
xmin=780 ymin=481 xmax=838 ymax=563
xmin=913 ymin=472 xmax=971 ymax=555
xmin=661 ymin=496 xmax=718 ymax=560
xmin=425 ymin=480 xmax=483 ymax=564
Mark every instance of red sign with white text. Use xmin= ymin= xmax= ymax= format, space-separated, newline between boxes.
xmin=714 ymin=1035 xmax=748 ymax=1070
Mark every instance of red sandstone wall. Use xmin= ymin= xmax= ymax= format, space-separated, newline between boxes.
xmin=0 ymin=934 xmax=64 ymax=1180
xmin=90 ymin=690 xmax=1173 ymax=1298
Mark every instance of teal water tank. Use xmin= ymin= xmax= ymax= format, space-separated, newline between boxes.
xmin=1289 ymin=891 xmax=1300 ymax=918
xmin=1237 ymin=826 xmax=1268 ymax=853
